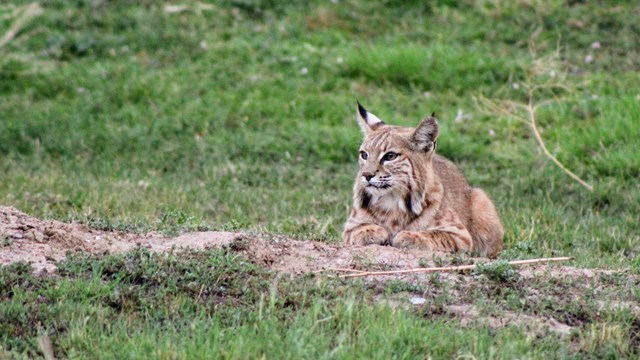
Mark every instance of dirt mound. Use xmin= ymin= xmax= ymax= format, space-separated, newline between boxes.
xmin=0 ymin=206 xmax=608 ymax=278
xmin=0 ymin=206 xmax=443 ymax=274
xmin=0 ymin=206 xmax=161 ymax=272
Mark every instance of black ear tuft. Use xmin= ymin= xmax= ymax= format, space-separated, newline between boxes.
xmin=431 ymin=112 xmax=435 ymax=117
xmin=355 ymin=100 xmax=384 ymax=134
xmin=357 ymin=100 xmax=368 ymax=119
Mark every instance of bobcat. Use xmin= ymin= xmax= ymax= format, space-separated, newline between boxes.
xmin=342 ymin=102 xmax=504 ymax=257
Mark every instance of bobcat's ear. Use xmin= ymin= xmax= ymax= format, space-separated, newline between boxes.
xmin=412 ymin=114 xmax=439 ymax=152
xmin=356 ymin=101 xmax=384 ymax=135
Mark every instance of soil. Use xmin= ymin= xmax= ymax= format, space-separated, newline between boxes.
xmin=0 ymin=206 xmax=612 ymax=278
xmin=1 ymin=206 xmax=450 ymax=274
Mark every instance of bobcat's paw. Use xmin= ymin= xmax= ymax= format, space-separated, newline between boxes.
xmin=391 ymin=231 xmax=424 ymax=249
xmin=348 ymin=224 xmax=389 ymax=246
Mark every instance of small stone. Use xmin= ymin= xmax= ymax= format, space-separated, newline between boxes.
xmin=34 ymin=232 xmax=45 ymax=243
xmin=410 ymin=297 xmax=426 ymax=305
xmin=13 ymin=233 xmax=23 ymax=239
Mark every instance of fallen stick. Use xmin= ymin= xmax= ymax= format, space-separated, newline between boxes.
xmin=338 ymin=257 xmax=573 ymax=278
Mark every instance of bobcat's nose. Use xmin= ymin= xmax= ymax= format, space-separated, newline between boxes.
xmin=362 ymin=172 xmax=375 ymax=181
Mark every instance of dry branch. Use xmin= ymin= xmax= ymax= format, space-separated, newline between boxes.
xmin=334 ymin=257 xmax=572 ymax=278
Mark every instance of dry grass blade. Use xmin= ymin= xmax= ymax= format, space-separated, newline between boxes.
xmin=37 ymin=333 xmax=56 ymax=360
xmin=524 ymin=98 xmax=593 ymax=191
xmin=474 ymin=44 xmax=594 ymax=191
xmin=0 ymin=2 xmax=43 ymax=49
xmin=477 ymin=94 xmax=593 ymax=191
xmin=336 ymin=257 xmax=573 ymax=278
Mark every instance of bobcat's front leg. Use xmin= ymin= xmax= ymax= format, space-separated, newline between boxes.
xmin=344 ymin=224 xmax=390 ymax=246
xmin=391 ymin=228 xmax=473 ymax=253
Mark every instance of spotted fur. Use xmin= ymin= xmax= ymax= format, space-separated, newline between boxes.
xmin=343 ymin=104 xmax=503 ymax=257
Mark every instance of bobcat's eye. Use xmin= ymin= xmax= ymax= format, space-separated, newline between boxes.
xmin=382 ymin=152 xmax=399 ymax=162
xmin=360 ymin=151 xmax=368 ymax=160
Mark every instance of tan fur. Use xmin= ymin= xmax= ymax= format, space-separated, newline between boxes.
xmin=343 ymin=105 xmax=503 ymax=257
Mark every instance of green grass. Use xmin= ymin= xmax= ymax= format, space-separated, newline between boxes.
xmin=2 ymin=249 xmax=638 ymax=358
xmin=1 ymin=0 xmax=639 ymax=357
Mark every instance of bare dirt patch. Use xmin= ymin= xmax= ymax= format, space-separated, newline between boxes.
xmin=0 ymin=206 xmax=616 ymax=279
xmin=0 ymin=206 xmax=446 ymax=274
xmin=445 ymin=304 xmax=574 ymax=335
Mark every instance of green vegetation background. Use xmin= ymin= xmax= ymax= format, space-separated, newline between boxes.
xmin=1 ymin=1 xmax=639 ymax=358
xmin=2 ymin=0 xmax=638 ymax=267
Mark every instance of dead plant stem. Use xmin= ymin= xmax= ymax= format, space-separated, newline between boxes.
xmin=336 ymin=256 xmax=573 ymax=278
xmin=525 ymin=96 xmax=594 ymax=191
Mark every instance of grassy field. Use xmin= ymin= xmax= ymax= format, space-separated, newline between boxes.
xmin=1 ymin=0 xmax=639 ymax=358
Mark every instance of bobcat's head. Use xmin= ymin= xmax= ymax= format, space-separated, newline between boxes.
xmin=354 ymin=102 xmax=439 ymax=214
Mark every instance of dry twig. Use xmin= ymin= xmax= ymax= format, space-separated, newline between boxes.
xmin=332 ymin=257 xmax=572 ymax=278
xmin=316 ymin=267 xmax=368 ymax=274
